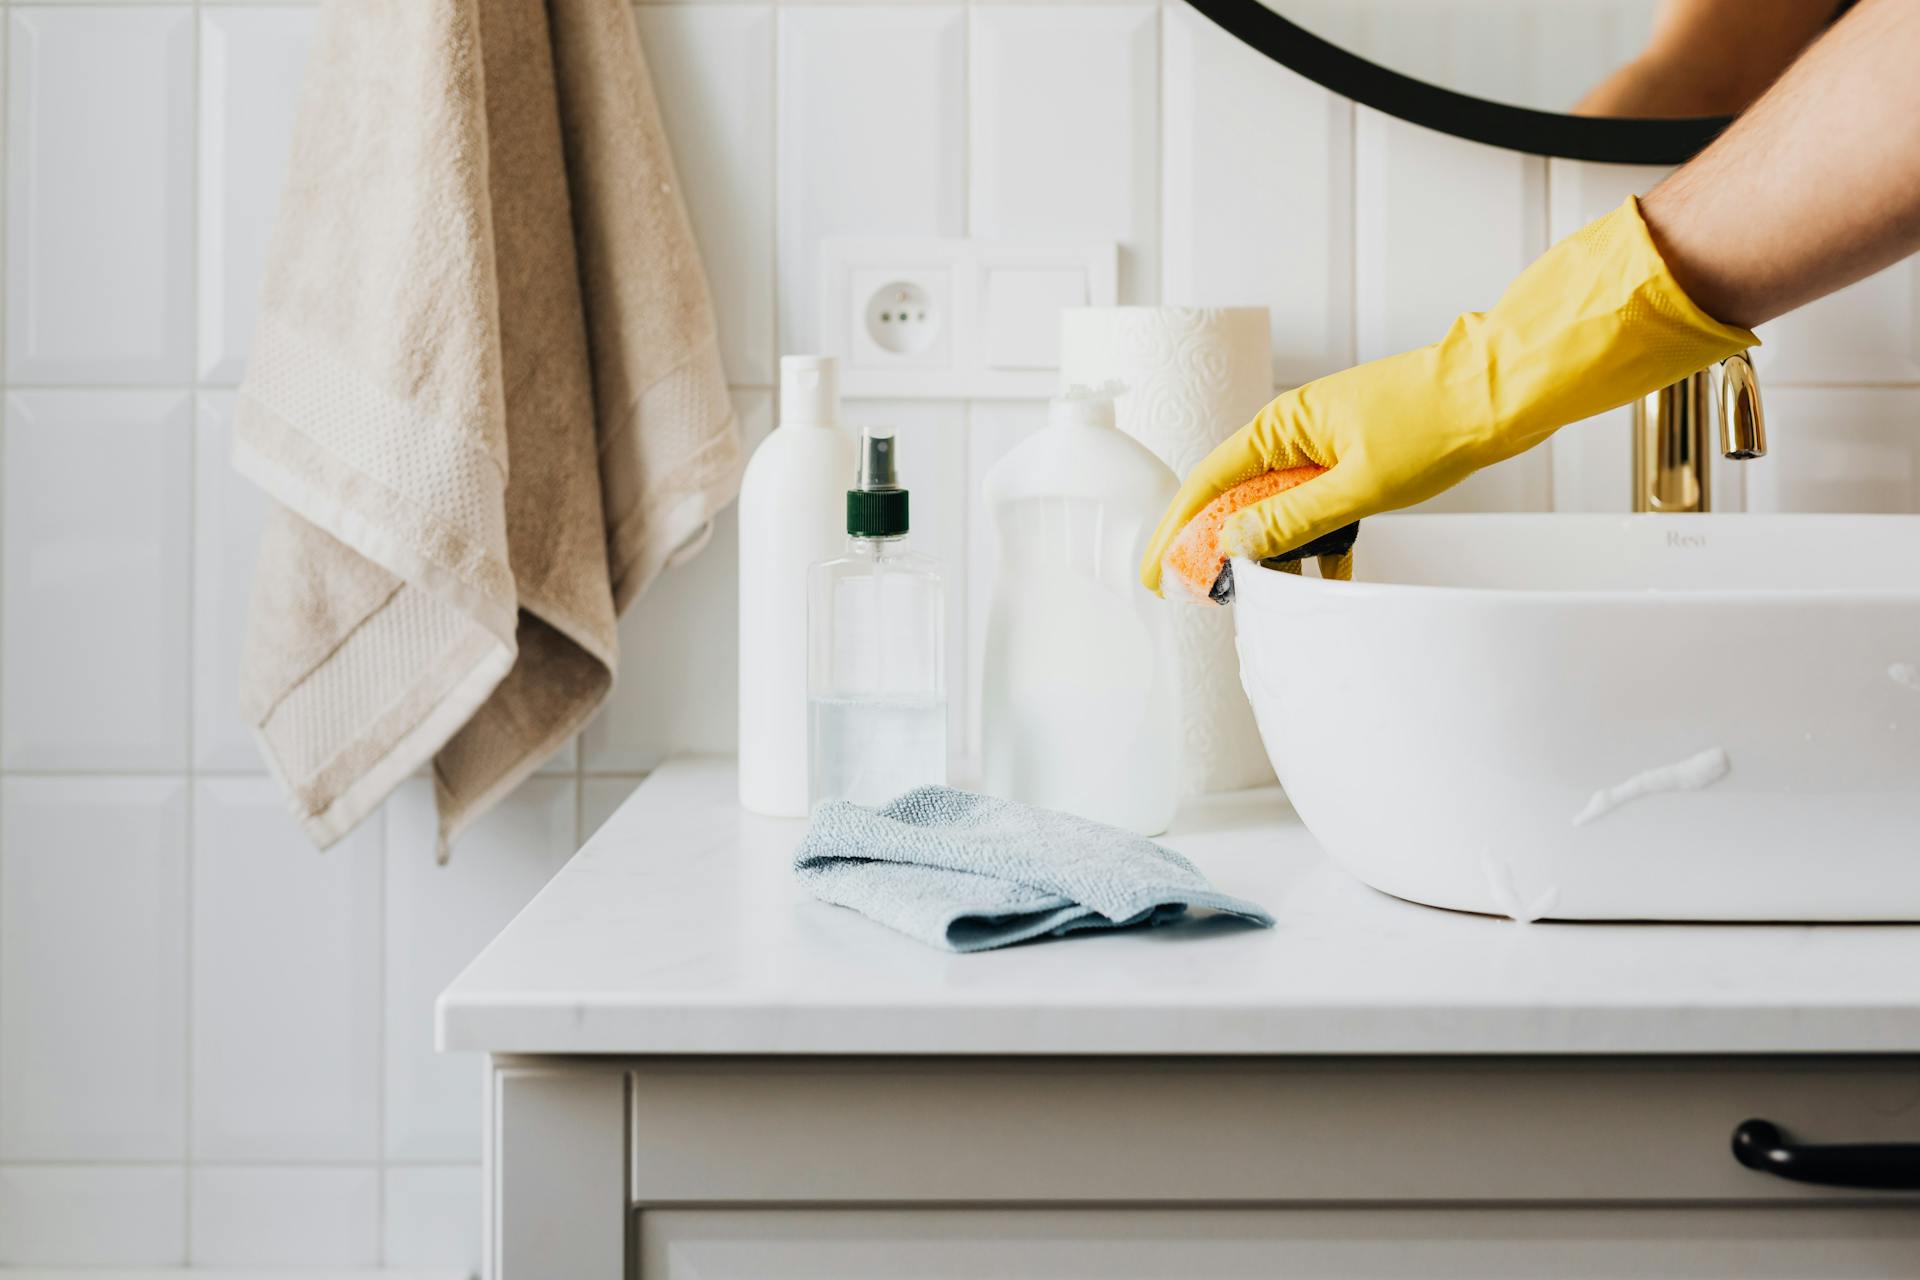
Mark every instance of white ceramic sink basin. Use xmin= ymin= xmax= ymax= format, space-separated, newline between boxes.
xmin=1232 ymin=514 xmax=1920 ymax=921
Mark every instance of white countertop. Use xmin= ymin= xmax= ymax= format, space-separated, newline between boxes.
xmin=438 ymin=757 xmax=1920 ymax=1056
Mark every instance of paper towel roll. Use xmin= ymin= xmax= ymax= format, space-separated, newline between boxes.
xmin=1059 ymin=307 xmax=1275 ymax=795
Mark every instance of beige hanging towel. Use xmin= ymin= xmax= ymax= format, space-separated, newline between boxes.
xmin=236 ymin=0 xmax=741 ymax=858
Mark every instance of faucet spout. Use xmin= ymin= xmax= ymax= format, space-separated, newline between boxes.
xmin=1719 ymin=350 xmax=1767 ymax=461
xmin=1631 ymin=352 xmax=1766 ymax=513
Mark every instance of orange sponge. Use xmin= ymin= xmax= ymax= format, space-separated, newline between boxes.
xmin=1159 ymin=465 xmax=1356 ymax=604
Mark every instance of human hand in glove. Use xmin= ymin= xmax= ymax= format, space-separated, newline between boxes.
xmin=1139 ymin=197 xmax=1756 ymax=602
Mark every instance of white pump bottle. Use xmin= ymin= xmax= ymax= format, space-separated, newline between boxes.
xmin=979 ymin=387 xmax=1180 ymax=834
xmin=737 ymin=356 xmax=856 ymax=815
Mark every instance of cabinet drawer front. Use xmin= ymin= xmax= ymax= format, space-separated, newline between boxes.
xmin=640 ymin=1208 xmax=1920 ymax=1279
xmin=629 ymin=1059 xmax=1920 ymax=1203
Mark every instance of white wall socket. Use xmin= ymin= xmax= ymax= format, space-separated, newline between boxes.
xmin=818 ymin=237 xmax=1117 ymax=398
xmin=851 ymin=268 xmax=949 ymax=369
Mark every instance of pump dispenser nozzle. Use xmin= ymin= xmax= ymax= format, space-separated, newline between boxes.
xmin=859 ymin=428 xmax=898 ymax=491
xmin=847 ymin=427 xmax=909 ymax=538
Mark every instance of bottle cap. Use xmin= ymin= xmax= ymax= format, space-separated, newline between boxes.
xmin=1051 ymin=382 xmax=1122 ymax=430
xmin=847 ymin=427 xmax=910 ymax=538
xmin=779 ymin=355 xmax=839 ymax=428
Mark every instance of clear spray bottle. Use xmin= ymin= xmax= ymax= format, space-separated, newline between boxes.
xmin=807 ymin=428 xmax=947 ymax=808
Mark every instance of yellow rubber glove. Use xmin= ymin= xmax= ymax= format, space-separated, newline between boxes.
xmin=1139 ymin=197 xmax=1757 ymax=596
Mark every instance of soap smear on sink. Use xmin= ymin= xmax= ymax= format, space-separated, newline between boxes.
xmin=1480 ymin=847 xmax=1558 ymax=924
xmin=1571 ymin=746 xmax=1730 ymax=828
xmin=1889 ymin=662 xmax=1920 ymax=691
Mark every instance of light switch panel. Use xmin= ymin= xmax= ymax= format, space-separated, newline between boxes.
xmin=819 ymin=237 xmax=1116 ymax=397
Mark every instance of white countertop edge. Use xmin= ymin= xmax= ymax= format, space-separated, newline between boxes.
xmin=439 ymin=999 xmax=1920 ymax=1057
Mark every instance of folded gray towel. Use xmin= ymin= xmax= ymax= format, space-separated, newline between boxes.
xmin=794 ymin=787 xmax=1274 ymax=952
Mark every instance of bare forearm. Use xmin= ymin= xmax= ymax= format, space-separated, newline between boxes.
xmin=1575 ymin=0 xmax=1836 ymax=118
xmin=1640 ymin=0 xmax=1920 ymax=329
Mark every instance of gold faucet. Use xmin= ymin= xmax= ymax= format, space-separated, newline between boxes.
xmin=1631 ymin=351 xmax=1767 ymax=512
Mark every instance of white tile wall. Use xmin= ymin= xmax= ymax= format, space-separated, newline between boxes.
xmin=1162 ymin=1 xmax=1353 ymax=386
xmin=6 ymin=7 xmax=195 ymax=385
xmin=192 ymin=778 xmax=383 ymax=1162
xmin=1747 ymin=387 xmax=1920 ymax=514
xmin=1 ymin=777 xmax=189 ymax=1164
xmin=197 ymin=6 xmax=317 ymax=383
xmin=1755 ymin=261 xmax=1920 ymax=385
xmin=4 ymin=0 xmax=1917 ymax=1271
xmin=194 ymin=392 xmax=273 ymax=769
xmin=189 ymin=1166 xmax=380 ymax=1267
xmin=3 ymin=391 xmax=193 ymax=770
xmin=0 ymin=1166 xmax=186 ymax=1267
xmin=383 ymin=1166 xmax=482 ymax=1276
xmin=969 ymin=5 xmax=1159 ymax=304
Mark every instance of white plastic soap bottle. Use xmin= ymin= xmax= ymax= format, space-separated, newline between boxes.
xmin=807 ymin=428 xmax=947 ymax=809
xmin=737 ymin=356 xmax=856 ymax=816
xmin=980 ymin=387 xmax=1180 ymax=835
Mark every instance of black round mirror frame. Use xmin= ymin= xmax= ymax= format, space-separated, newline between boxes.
xmin=1185 ymin=0 xmax=1733 ymax=166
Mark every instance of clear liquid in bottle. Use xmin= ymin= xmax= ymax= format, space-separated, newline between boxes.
xmin=808 ymin=693 xmax=947 ymax=807
xmin=807 ymin=428 xmax=948 ymax=809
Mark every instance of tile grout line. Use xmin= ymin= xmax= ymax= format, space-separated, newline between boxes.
xmin=956 ymin=3 xmax=972 ymax=754
xmin=764 ymin=0 xmax=779 ymax=391
xmin=374 ymin=739 xmax=389 ymax=1265
xmin=183 ymin=0 xmax=203 ymax=1260
xmin=1155 ymin=0 xmax=1169 ymax=307
xmin=1150 ymin=0 xmax=1161 ymax=308
xmin=0 ymin=0 xmax=8 ymax=1193
xmin=959 ymin=0 xmax=971 ymax=243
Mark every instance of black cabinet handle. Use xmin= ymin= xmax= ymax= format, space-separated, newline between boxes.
xmin=1732 ymin=1118 xmax=1920 ymax=1190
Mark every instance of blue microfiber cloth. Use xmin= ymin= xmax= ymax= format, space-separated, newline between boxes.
xmin=793 ymin=787 xmax=1274 ymax=952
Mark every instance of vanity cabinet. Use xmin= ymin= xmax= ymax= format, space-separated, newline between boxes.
xmin=443 ymin=762 xmax=1920 ymax=1278
xmin=491 ymin=1058 xmax=1920 ymax=1278
xmin=639 ymin=1209 xmax=1920 ymax=1279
